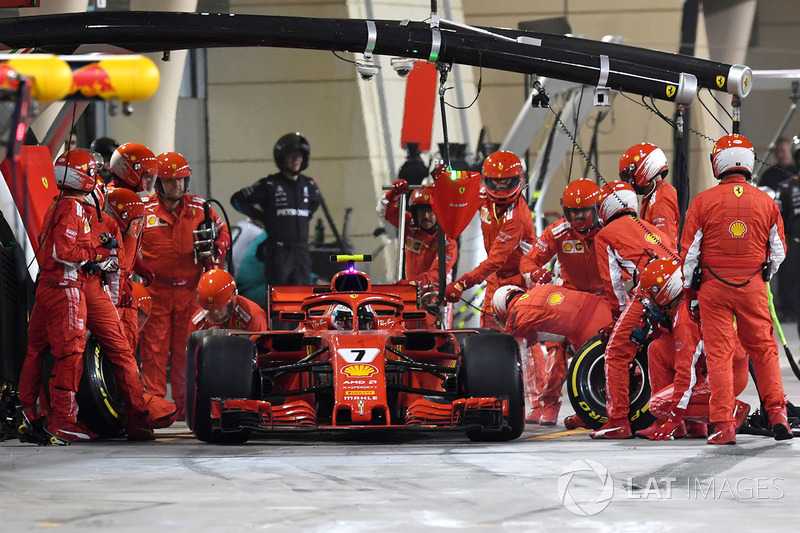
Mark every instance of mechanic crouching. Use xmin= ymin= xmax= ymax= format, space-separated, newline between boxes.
xmin=191 ymin=269 xmax=267 ymax=333
xmin=139 ymin=152 xmax=230 ymax=420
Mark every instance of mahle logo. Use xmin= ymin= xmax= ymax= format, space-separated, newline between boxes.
xmin=557 ymin=459 xmax=614 ymax=516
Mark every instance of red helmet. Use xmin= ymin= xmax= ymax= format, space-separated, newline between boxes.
xmin=482 ymin=150 xmax=523 ymax=205
xmin=598 ymin=181 xmax=638 ymax=224
xmin=619 ymin=142 xmax=669 ymax=194
xmin=105 ymin=188 xmax=145 ymax=234
xmin=409 ymin=185 xmax=434 ymax=207
xmin=561 ymin=179 xmax=601 ymax=236
xmin=109 ymin=143 xmax=158 ymax=192
xmin=155 ymin=152 xmax=191 ymax=197
xmin=196 ymin=269 xmax=237 ymax=311
xmin=638 ymin=259 xmax=683 ymax=307
xmin=53 ymin=149 xmax=99 ymax=192
xmin=711 ymin=134 xmax=755 ymax=179
xmin=130 ymin=281 xmax=152 ymax=331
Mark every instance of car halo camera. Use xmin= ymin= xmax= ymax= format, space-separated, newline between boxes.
xmin=390 ymin=57 xmax=415 ymax=78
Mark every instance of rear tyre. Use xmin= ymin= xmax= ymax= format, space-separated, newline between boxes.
xmin=566 ymin=335 xmax=654 ymax=431
xmin=460 ymin=333 xmax=525 ymax=441
xmin=193 ymin=334 xmax=257 ymax=444
xmin=76 ymin=335 xmax=125 ymax=437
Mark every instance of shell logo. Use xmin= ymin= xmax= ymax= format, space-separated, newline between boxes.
xmin=147 ymin=214 xmax=157 ymax=226
xmin=547 ymin=292 xmax=564 ymax=305
xmin=341 ymin=364 xmax=378 ymax=377
xmin=729 ymin=220 xmax=747 ymax=238
xmin=563 ymin=242 xmax=574 ymax=252
xmin=644 ymin=232 xmax=661 ymax=244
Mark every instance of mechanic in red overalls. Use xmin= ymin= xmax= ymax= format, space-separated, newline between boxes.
xmin=635 ymin=260 xmax=750 ymax=441
xmin=444 ymin=150 xmax=535 ymax=328
xmin=590 ymin=181 xmax=676 ymax=439
xmin=377 ymin=181 xmax=458 ymax=327
xmin=493 ymin=284 xmax=613 ymax=354
xmin=139 ymin=152 xmax=230 ymax=419
xmin=19 ymin=150 xmax=103 ymax=441
xmin=618 ymin=142 xmax=680 ymax=245
xmin=108 ymin=142 xmax=159 ymax=286
xmin=518 ymin=179 xmax=603 ymax=425
xmin=681 ymin=134 xmax=792 ymax=443
xmin=191 ymin=269 xmax=268 ymax=332
xmin=82 ymin=175 xmax=156 ymax=440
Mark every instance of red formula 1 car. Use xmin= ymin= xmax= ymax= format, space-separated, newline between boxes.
xmin=185 ymin=257 xmax=525 ymax=444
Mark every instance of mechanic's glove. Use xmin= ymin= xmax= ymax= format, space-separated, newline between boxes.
xmin=98 ymin=256 xmax=119 ymax=273
xmin=92 ymin=246 xmax=112 ymax=263
xmin=444 ymin=280 xmax=468 ymax=303
xmin=118 ymin=279 xmax=134 ymax=308
xmin=386 ymin=179 xmax=409 ymax=204
xmin=650 ymin=418 xmax=684 ymax=441
xmin=523 ymin=267 xmax=553 ymax=288
xmin=430 ymin=162 xmax=448 ymax=180
xmin=81 ymin=262 xmax=101 ymax=275
xmin=134 ymin=256 xmax=155 ymax=287
xmin=598 ymin=322 xmax=616 ymax=344
xmin=99 ymin=231 xmax=120 ymax=250
xmin=683 ymin=287 xmax=700 ymax=323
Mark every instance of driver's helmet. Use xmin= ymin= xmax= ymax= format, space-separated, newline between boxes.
xmin=358 ymin=305 xmax=376 ymax=330
xmin=491 ymin=285 xmax=526 ymax=326
xmin=331 ymin=304 xmax=353 ymax=330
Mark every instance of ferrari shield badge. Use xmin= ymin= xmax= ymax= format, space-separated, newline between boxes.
xmin=733 ymin=185 xmax=743 ymax=197
xmin=432 ymin=169 xmax=482 ymax=238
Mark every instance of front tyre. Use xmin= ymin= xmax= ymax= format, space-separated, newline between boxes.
xmin=192 ymin=334 xmax=257 ymax=444
xmin=459 ymin=333 xmax=525 ymax=441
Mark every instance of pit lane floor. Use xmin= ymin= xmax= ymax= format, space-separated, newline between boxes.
xmin=3 ymin=328 xmax=800 ymax=532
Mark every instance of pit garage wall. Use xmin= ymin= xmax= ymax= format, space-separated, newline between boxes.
xmin=206 ymin=0 xmax=483 ymax=283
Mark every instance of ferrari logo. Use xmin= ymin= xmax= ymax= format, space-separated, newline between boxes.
xmin=716 ymin=75 xmax=725 ymax=88
xmin=734 ymin=185 xmax=743 ymax=197
xmin=743 ymin=75 xmax=750 ymax=92
xmin=519 ymin=294 xmax=529 ymax=301
xmin=349 ymin=294 xmax=358 ymax=299
xmin=547 ymin=292 xmax=564 ymax=305
xmin=645 ymin=232 xmax=661 ymax=244
xmin=459 ymin=187 xmax=465 ymax=194
xmin=41 ymin=176 xmax=49 ymax=188
xmin=666 ymin=85 xmax=676 ymax=98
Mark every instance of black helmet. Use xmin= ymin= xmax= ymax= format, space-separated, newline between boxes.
xmin=274 ymin=132 xmax=310 ymax=173
xmin=89 ymin=137 xmax=120 ymax=162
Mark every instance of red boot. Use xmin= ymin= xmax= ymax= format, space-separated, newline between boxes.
xmin=708 ymin=422 xmax=736 ymax=445
xmin=769 ymin=408 xmax=794 ymax=441
xmin=590 ymin=419 xmax=633 ymax=439
xmin=127 ymin=412 xmax=156 ymax=441
xmin=564 ymin=414 xmax=587 ymax=430
xmin=538 ymin=401 xmax=561 ymax=426
xmin=733 ymin=401 xmax=750 ymax=431
xmin=526 ymin=406 xmax=542 ymax=425
xmin=636 ymin=419 xmax=686 ymax=439
xmin=47 ymin=419 xmax=98 ymax=443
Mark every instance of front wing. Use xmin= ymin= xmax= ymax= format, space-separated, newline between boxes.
xmin=209 ymin=396 xmax=511 ymax=434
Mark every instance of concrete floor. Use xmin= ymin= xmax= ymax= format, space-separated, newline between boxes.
xmin=2 ymin=326 xmax=799 ymax=532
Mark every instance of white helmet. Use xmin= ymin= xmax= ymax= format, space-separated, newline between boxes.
xmin=598 ymin=181 xmax=639 ymax=224
xmin=711 ymin=134 xmax=755 ymax=179
xmin=331 ymin=304 xmax=353 ymax=330
xmin=492 ymin=285 xmax=526 ymax=325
